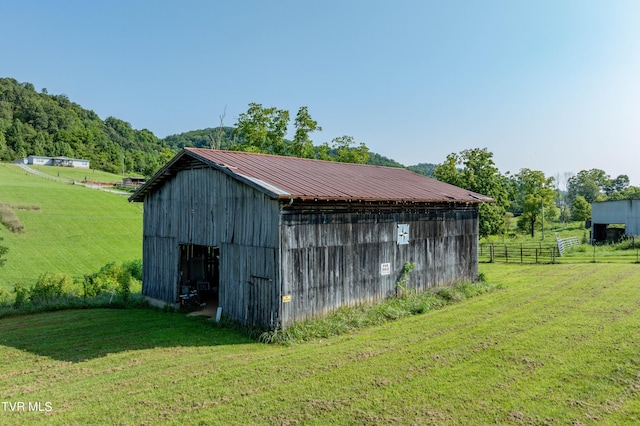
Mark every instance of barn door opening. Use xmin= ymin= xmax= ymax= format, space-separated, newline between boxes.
xmin=178 ymin=244 xmax=219 ymax=307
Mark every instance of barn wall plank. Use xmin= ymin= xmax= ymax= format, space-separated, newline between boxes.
xmin=279 ymin=208 xmax=479 ymax=327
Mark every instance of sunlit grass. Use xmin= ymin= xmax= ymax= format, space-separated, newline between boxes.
xmin=1 ymin=263 xmax=639 ymax=424
xmin=0 ymin=163 xmax=142 ymax=289
xmin=29 ymin=165 xmax=142 ymax=183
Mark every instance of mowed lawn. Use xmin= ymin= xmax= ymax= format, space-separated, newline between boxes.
xmin=0 ymin=163 xmax=142 ymax=288
xmin=28 ymin=165 xmax=139 ymax=184
xmin=1 ymin=263 xmax=639 ymax=425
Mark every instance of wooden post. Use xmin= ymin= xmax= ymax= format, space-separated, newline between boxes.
xmin=520 ymin=244 xmax=523 ymax=263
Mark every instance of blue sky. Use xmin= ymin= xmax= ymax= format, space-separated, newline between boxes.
xmin=4 ymin=1 xmax=640 ymax=185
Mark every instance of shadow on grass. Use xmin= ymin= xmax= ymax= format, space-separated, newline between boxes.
xmin=0 ymin=308 xmax=255 ymax=363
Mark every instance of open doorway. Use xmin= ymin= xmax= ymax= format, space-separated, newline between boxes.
xmin=178 ymin=244 xmax=219 ymax=308
xmin=592 ymin=223 xmax=626 ymax=243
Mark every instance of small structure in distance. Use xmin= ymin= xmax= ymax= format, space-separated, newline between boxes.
xmin=15 ymin=155 xmax=90 ymax=169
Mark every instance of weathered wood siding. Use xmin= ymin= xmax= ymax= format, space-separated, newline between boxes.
xmin=140 ymin=165 xmax=281 ymax=326
xmin=141 ymin=161 xmax=480 ymax=329
xmin=279 ymin=207 xmax=478 ymax=327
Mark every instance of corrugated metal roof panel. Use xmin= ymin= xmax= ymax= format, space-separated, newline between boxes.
xmin=183 ymin=148 xmax=493 ymax=204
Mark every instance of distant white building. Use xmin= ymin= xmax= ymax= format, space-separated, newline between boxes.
xmin=17 ymin=155 xmax=90 ymax=169
xmin=591 ymin=199 xmax=640 ymax=242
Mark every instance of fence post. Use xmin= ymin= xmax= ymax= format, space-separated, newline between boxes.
xmin=490 ymin=244 xmax=494 ymax=263
xmin=535 ymin=248 xmax=538 ymax=264
xmin=505 ymin=245 xmax=508 ymax=263
xmin=520 ymin=244 xmax=523 ymax=263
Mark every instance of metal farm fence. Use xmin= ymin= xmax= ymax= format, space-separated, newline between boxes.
xmin=480 ymin=236 xmax=640 ymax=264
xmin=479 ymin=243 xmax=559 ymax=264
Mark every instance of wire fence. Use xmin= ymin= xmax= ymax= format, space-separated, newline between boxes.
xmin=480 ymin=236 xmax=640 ymax=264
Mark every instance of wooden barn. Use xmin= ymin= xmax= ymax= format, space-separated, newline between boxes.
xmin=129 ymin=148 xmax=493 ymax=329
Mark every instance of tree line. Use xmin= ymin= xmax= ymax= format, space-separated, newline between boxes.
xmin=433 ymin=148 xmax=639 ymax=238
xmin=3 ymin=77 xmax=633 ymax=243
xmin=0 ymin=79 xmax=404 ymax=174
xmin=0 ymin=78 xmax=174 ymax=175
xmin=168 ymin=102 xmax=375 ymax=164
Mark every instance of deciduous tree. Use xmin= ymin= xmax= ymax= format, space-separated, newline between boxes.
xmin=292 ymin=106 xmax=321 ymax=158
xmin=234 ymin=103 xmax=289 ymax=155
xmin=331 ymin=135 xmax=370 ymax=164
xmin=567 ymin=169 xmax=608 ymax=203
xmin=512 ymin=168 xmax=557 ymax=238
xmin=434 ymin=148 xmax=509 ymax=237
xmin=571 ymin=195 xmax=591 ymax=222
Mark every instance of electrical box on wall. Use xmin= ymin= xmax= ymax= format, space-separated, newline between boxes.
xmin=397 ymin=223 xmax=409 ymax=245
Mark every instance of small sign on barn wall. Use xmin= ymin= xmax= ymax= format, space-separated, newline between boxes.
xmin=282 ymin=294 xmax=292 ymax=303
xmin=397 ymin=223 xmax=410 ymax=245
xmin=380 ymin=263 xmax=391 ymax=276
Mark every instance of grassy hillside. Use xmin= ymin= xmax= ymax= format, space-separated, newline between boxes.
xmin=28 ymin=165 xmax=143 ymax=184
xmin=1 ymin=263 xmax=639 ymax=424
xmin=0 ymin=163 xmax=142 ymax=289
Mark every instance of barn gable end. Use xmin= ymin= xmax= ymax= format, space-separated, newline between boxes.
xmin=135 ymin=156 xmax=281 ymax=326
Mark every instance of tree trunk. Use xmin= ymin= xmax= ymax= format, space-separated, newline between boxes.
xmin=530 ymin=217 xmax=535 ymax=238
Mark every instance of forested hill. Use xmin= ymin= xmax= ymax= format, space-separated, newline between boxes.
xmin=0 ymin=77 xmax=173 ymax=175
xmin=0 ymin=77 xmax=436 ymax=176
xmin=407 ymin=163 xmax=436 ymax=177
xmin=161 ymin=128 xmax=414 ymax=170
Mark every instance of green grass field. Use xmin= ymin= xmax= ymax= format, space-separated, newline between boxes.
xmin=0 ymin=163 xmax=142 ymax=288
xmin=28 ymin=165 xmax=143 ymax=184
xmin=1 ymin=263 xmax=639 ymax=425
xmin=2 ymin=161 xmax=640 ymax=423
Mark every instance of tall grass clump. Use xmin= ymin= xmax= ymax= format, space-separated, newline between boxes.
xmin=0 ymin=202 xmax=24 ymax=233
xmin=260 ymin=275 xmax=499 ymax=344
xmin=0 ymin=259 xmax=145 ymax=318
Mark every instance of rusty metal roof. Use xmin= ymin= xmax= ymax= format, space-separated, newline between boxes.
xmin=130 ymin=148 xmax=494 ymax=204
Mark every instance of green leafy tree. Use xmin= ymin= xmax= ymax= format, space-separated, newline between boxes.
xmin=567 ymin=169 xmax=608 ymax=204
xmin=292 ymin=106 xmax=321 ymax=158
xmin=367 ymin=152 xmax=404 ymax=167
xmin=6 ymin=119 xmax=27 ymax=158
xmin=434 ymin=148 xmax=509 ymax=237
xmin=566 ymin=169 xmax=633 ymax=203
xmin=0 ymin=129 xmax=8 ymax=159
xmin=407 ymin=163 xmax=437 ymax=177
xmin=512 ymin=168 xmax=557 ymax=238
xmin=234 ymin=103 xmax=290 ymax=155
xmin=621 ymin=186 xmax=640 ymax=199
xmin=331 ymin=135 xmax=370 ymax=164
xmin=603 ymin=174 xmax=630 ymax=196
xmin=571 ymin=195 xmax=591 ymax=222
